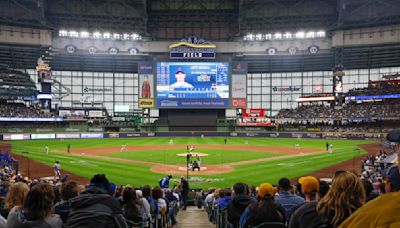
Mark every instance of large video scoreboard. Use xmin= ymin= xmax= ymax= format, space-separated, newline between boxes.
xmin=156 ymin=62 xmax=230 ymax=108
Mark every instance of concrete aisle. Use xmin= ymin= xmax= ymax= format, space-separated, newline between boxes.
xmin=175 ymin=206 xmax=214 ymax=228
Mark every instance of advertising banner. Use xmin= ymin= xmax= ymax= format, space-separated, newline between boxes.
xmin=243 ymin=109 xmax=265 ymax=118
xmin=31 ymin=134 xmax=56 ymax=140
xmin=114 ymin=105 xmax=130 ymax=112
xmin=56 ymin=133 xmax=81 ymax=139
xmin=3 ymin=134 xmax=30 ymax=140
xmin=138 ymin=62 xmax=154 ymax=75
xmin=231 ymin=98 xmax=247 ymax=108
xmin=80 ymin=133 xmax=104 ymax=139
xmin=88 ymin=110 xmax=103 ymax=118
xmin=231 ymin=75 xmax=247 ymax=98
xmin=157 ymin=98 xmax=229 ymax=108
xmin=0 ymin=117 xmax=63 ymax=122
xmin=139 ymin=98 xmax=154 ymax=108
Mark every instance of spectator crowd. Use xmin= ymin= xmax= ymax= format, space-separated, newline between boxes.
xmin=0 ymin=103 xmax=54 ymax=118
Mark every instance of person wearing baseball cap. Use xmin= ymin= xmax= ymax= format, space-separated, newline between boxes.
xmin=240 ymin=183 xmax=285 ymax=228
xmin=341 ymin=165 xmax=400 ymax=227
xmin=288 ymin=176 xmax=322 ymax=228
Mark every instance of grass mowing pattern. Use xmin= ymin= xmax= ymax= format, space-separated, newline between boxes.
xmin=103 ymin=148 xmax=282 ymax=165
xmin=8 ymin=137 xmax=375 ymax=188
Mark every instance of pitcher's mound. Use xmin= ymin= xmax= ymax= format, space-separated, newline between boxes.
xmin=178 ymin=166 xmax=208 ymax=171
xmin=176 ymin=153 xmax=209 ymax=157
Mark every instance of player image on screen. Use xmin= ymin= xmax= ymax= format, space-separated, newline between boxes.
xmin=157 ymin=62 xmax=229 ymax=99
xmin=170 ymin=69 xmax=194 ymax=89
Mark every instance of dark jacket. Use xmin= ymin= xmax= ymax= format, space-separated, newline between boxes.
xmin=242 ymin=198 xmax=286 ymax=228
xmin=6 ymin=206 xmax=62 ymax=228
xmin=180 ymin=180 xmax=189 ymax=195
xmin=288 ymin=202 xmax=331 ymax=228
xmin=54 ymin=201 xmax=70 ymax=223
xmin=227 ymin=195 xmax=255 ymax=228
xmin=65 ymin=186 xmax=128 ymax=228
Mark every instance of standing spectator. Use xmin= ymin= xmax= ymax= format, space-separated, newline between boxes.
xmin=66 ymin=174 xmax=127 ymax=227
xmin=159 ymin=175 xmax=172 ymax=189
xmin=54 ymin=181 xmax=81 ymax=223
xmin=6 ymin=183 xmax=62 ymax=228
xmin=317 ymin=172 xmax=365 ymax=227
xmin=179 ymin=176 xmax=189 ymax=210
xmin=1 ymin=182 xmax=29 ymax=218
xmin=240 ymin=183 xmax=286 ymax=228
xmin=275 ymin=178 xmax=305 ymax=219
xmin=288 ymin=176 xmax=322 ymax=228
xmin=227 ymin=183 xmax=254 ymax=228
xmin=340 ymin=165 xmax=400 ymax=227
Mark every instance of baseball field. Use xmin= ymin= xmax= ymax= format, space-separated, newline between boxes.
xmin=7 ymin=137 xmax=376 ymax=188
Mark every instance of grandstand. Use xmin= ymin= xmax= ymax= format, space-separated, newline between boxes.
xmin=0 ymin=0 xmax=400 ymax=227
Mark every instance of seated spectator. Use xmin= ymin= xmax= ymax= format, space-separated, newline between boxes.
xmin=135 ymin=190 xmax=151 ymax=220
xmin=318 ymin=180 xmax=330 ymax=198
xmin=275 ymin=178 xmax=305 ymax=219
xmin=240 ymin=183 xmax=286 ymax=228
xmin=288 ymin=176 xmax=322 ymax=228
xmin=1 ymin=182 xmax=29 ymax=218
xmin=340 ymin=165 xmax=400 ymax=227
xmin=66 ymin=174 xmax=127 ymax=227
xmin=216 ymin=189 xmax=232 ymax=209
xmin=122 ymin=186 xmax=142 ymax=223
xmin=362 ymin=179 xmax=379 ymax=202
xmin=152 ymin=186 xmax=167 ymax=214
xmin=54 ymin=181 xmax=81 ymax=223
xmin=6 ymin=183 xmax=62 ymax=228
xmin=227 ymin=182 xmax=255 ymax=228
xmin=165 ymin=189 xmax=178 ymax=225
xmin=317 ymin=172 xmax=365 ymax=227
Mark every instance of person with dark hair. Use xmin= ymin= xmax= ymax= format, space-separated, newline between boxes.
xmin=318 ymin=180 xmax=330 ymax=198
xmin=159 ymin=175 xmax=172 ymax=189
xmin=7 ymin=183 xmax=62 ymax=228
xmin=240 ymin=183 xmax=285 ymax=228
xmin=362 ymin=179 xmax=378 ymax=202
xmin=54 ymin=181 xmax=81 ymax=223
xmin=275 ymin=178 xmax=305 ymax=219
xmin=227 ymin=183 xmax=255 ymax=228
xmin=66 ymin=174 xmax=128 ymax=228
xmin=122 ymin=187 xmax=142 ymax=223
xmin=179 ymin=176 xmax=189 ymax=210
xmin=142 ymin=185 xmax=157 ymax=216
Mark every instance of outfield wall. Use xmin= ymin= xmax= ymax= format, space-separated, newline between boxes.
xmin=0 ymin=131 xmax=384 ymax=141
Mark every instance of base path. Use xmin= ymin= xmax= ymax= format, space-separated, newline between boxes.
xmin=55 ymin=144 xmax=323 ymax=175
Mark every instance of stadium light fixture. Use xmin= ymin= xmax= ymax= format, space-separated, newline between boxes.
xmin=274 ymin=33 xmax=282 ymax=39
xmin=113 ymin=33 xmax=121 ymax=39
xmin=265 ymin=34 xmax=272 ymax=40
xmin=131 ymin=33 xmax=141 ymax=40
xmin=123 ymin=33 xmax=130 ymax=40
xmin=306 ymin=31 xmax=316 ymax=38
xmin=283 ymin=32 xmax=292 ymax=39
xmin=317 ymin=31 xmax=326 ymax=37
xmin=68 ymin=31 xmax=79 ymax=38
xmin=295 ymin=31 xmax=305 ymax=39
xmin=255 ymin=34 xmax=263 ymax=41
xmin=103 ymin=32 xmax=111 ymax=39
xmin=80 ymin=31 xmax=90 ymax=38
xmin=59 ymin=30 xmax=68 ymax=37
xmin=93 ymin=32 xmax=102 ymax=39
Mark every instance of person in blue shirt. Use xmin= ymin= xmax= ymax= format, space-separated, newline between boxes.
xmin=274 ymin=177 xmax=305 ymax=220
xmin=159 ymin=175 xmax=172 ymax=189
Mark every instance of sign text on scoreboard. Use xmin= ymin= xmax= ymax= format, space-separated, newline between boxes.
xmin=169 ymin=37 xmax=216 ymax=59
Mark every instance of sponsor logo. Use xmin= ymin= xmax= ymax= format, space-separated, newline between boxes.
xmin=109 ymin=133 xmax=120 ymax=138
xmin=231 ymin=99 xmax=247 ymax=108
xmin=139 ymin=98 xmax=154 ymax=108
xmin=169 ymin=37 xmax=216 ymax=59
xmin=272 ymin=86 xmax=300 ymax=92
xmin=160 ymin=100 xmax=178 ymax=107
xmin=83 ymin=87 xmax=112 ymax=93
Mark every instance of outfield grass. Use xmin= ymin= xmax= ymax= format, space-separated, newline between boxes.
xmin=8 ymin=137 xmax=375 ymax=188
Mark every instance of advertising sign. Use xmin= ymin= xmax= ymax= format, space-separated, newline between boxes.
xmin=3 ymin=134 xmax=30 ymax=140
xmin=169 ymin=37 xmax=216 ymax=59
xmin=232 ymin=75 xmax=247 ymax=98
xmin=80 ymin=133 xmax=104 ymax=139
xmin=231 ymin=98 xmax=247 ymax=108
xmin=31 ymin=134 xmax=56 ymax=140
xmin=56 ymin=134 xmax=81 ymax=139
xmin=139 ymin=98 xmax=155 ymax=108
xmin=157 ymin=99 xmax=229 ymax=108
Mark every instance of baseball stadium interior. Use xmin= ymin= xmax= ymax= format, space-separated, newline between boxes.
xmin=0 ymin=0 xmax=400 ymax=227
